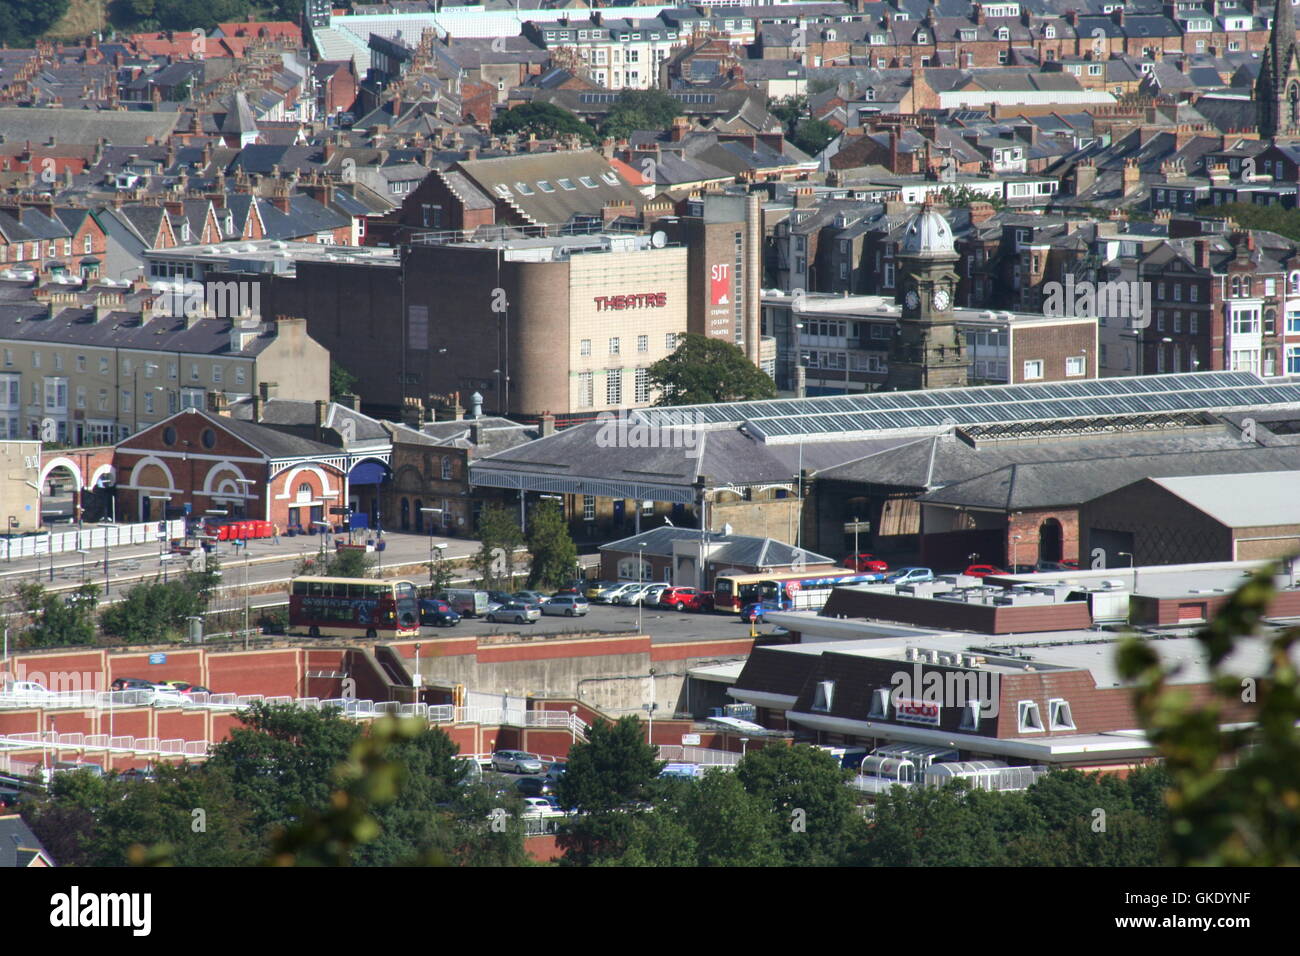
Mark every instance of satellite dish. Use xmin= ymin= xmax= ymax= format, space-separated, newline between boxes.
xmin=651 ymin=231 xmax=667 ymax=249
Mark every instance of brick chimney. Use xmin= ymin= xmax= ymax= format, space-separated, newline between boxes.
xmin=1074 ymin=161 xmax=1096 ymax=195
xmin=1121 ymin=159 xmax=1141 ymax=197
xmin=1195 ymin=239 xmax=1210 ymax=269
xmin=315 ymin=399 xmax=330 ymax=441
xmin=968 ymin=201 xmax=996 ymax=225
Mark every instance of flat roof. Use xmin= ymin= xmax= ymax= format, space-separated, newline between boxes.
xmin=994 ymin=558 xmax=1300 ymax=601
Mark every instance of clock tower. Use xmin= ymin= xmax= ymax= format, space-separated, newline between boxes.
xmin=887 ymin=203 xmax=969 ymax=391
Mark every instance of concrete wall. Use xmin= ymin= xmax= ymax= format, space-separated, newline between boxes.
xmin=0 ymin=440 xmax=41 ymax=532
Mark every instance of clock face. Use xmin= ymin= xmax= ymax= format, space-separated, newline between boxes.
xmin=933 ymin=289 xmax=951 ymax=311
xmin=905 ymin=290 xmax=920 ymax=310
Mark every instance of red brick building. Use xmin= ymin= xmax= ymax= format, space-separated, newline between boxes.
xmin=113 ymin=405 xmax=391 ymax=528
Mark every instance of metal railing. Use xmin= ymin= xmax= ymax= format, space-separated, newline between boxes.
xmin=655 ymin=745 xmax=741 ymax=767
xmin=0 ymin=519 xmax=186 ymax=561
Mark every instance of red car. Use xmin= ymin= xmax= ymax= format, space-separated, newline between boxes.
xmin=843 ymin=553 xmax=889 ymax=573
xmin=963 ymin=564 xmax=1007 ymax=578
xmin=658 ymin=587 xmax=713 ymax=612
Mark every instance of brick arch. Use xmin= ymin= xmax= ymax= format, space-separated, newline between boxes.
xmin=274 ymin=464 xmax=338 ymax=500
xmin=128 ymin=456 xmax=177 ymax=493
xmin=39 ymin=456 xmax=84 ymax=490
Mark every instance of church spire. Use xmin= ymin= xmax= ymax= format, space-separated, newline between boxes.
xmin=1258 ymin=0 xmax=1300 ymax=139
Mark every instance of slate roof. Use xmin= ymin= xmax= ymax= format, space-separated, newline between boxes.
xmin=601 ymin=525 xmax=833 ymax=568
xmin=455 ymin=151 xmax=644 ymax=225
xmin=0 ymin=108 xmax=180 ymax=145
xmin=0 ymin=305 xmax=275 ymax=357
xmin=0 ymin=815 xmax=51 ymax=867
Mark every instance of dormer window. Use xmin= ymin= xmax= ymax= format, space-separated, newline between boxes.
xmin=868 ymin=688 xmax=890 ymax=718
xmin=1018 ymin=700 xmax=1044 ymax=733
xmin=1049 ymin=699 xmax=1076 ymax=731
xmin=1044 ymin=25 xmax=1055 ymax=39
xmin=812 ymin=680 xmax=835 ymax=712
xmin=959 ymin=700 xmax=982 ymax=730
xmin=917 ymin=31 xmax=928 ymax=43
xmin=997 ymin=27 xmax=1010 ymax=41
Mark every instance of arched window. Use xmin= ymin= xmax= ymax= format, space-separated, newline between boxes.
xmin=1243 ymin=276 xmax=1252 ymax=296
xmin=1289 ymin=271 xmax=1300 ymax=295
xmin=296 ymin=481 xmax=312 ymax=503
xmin=1231 ymin=276 xmax=1241 ymax=296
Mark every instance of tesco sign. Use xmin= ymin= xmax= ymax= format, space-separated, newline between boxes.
xmin=894 ymin=697 xmax=941 ymax=726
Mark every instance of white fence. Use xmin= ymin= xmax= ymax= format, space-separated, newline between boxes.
xmin=655 ymin=744 xmax=741 ymax=767
xmin=0 ymin=519 xmax=186 ymax=561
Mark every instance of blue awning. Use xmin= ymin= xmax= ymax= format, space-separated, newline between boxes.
xmin=349 ymin=460 xmax=389 ymax=485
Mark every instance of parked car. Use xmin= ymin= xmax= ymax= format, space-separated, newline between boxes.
xmin=147 ymin=685 xmax=187 ymax=707
xmin=486 ymin=590 xmax=515 ymax=606
xmin=1035 ymin=560 xmax=1070 ymax=572
xmin=163 ymin=681 xmax=212 ymax=696
xmin=541 ymin=594 xmax=589 ymax=617
xmin=658 ymin=587 xmax=713 ymax=612
xmin=486 ymin=602 xmax=541 ymax=625
xmin=439 ymin=589 xmax=490 ymax=617
xmin=516 ymin=776 xmax=555 ymax=797
xmin=553 ymin=580 xmax=583 ymax=596
xmin=513 ymin=590 xmax=550 ymax=605
xmin=962 ymin=565 xmax=1007 ymax=578
xmin=419 ymin=599 xmax=461 ymax=627
xmin=492 ymin=750 xmax=544 ymax=774
xmin=1010 ymin=564 xmax=1039 ymax=574
xmin=111 ymin=677 xmax=156 ymax=692
xmin=885 ymin=567 xmax=934 ymax=585
xmin=595 ymin=582 xmax=641 ymax=604
xmin=584 ymin=580 xmax=615 ymax=601
xmin=616 ymin=583 xmax=656 ymax=605
xmin=545 ymin=762 xmax=567 ymax=783
xmin=520 ymin=797 xmax=557 ymax=815
xmin=1 ymin=681 xmax=48 ymax=700
xmin=640 ymin=584 xmax=668 ymax=606
xmin=740 ymin=599 xmax=790 ymax=623
xmin=843 ymin=553 xmax=889 ymax=573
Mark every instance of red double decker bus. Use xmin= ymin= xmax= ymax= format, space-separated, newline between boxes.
xmin=288 ymin=576 xmax=420 ymax=639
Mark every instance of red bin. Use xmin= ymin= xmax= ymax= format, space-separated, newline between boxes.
xmin=217 ymin=524 xmax=230 ymax=541
xmin=257 ymin=520 xmax=272 ymax=538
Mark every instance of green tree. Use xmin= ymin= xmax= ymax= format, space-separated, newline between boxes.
xmin=472 ymin=503 xmax=523 ymax=589
xmin=1192 ymin=201 xmax=1300 ymax=241
xmin=0 ymin=0 xmax=70 ymax=45
xmin=204 ymin=702 xmax=364 ymax=842
xmin=603 ymin=90 xmax=684 ymax=139
xmin=792 ymin=118 xmax=835 ymax=157
xmin=491 ymin=102 xmax=599 ymax=144
xmin=735 ymin=744 xmax=864 ymax=865
xmin=681 ymin=770 xmax=783 ymax=866
xmin=936 ymin=184 xmax=1006 ymax=210
xmin=12 ymin=582 xmax=99 ymax=648
xmin=152 ymin=0 xmax=250 ymax=31
xmin=99 ymin=577 xmax=205 ymax=644
xmin=1117 ymin=558 xmax=1300 ymax=865
xmin=525 ymin=499 xmax=577 ymax=589
xmin=330 ymin=359 xmax=359 ymax=402
xmin=768 ymin=95 xmax=808 ymax=137
xmin=556 ymin=715 xmax=663 ymax=814
xmin=648 ymin=333 xmax=777 ymax=406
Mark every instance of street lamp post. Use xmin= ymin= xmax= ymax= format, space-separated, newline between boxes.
xmin=413 ymin=642 xmax=422 ymax=705
xmin=75 ymin=549 xmax=88 ymax=584
xmin=1119 ymin=551 xmax=1137 ymax=592
xmin=852 ymin=516 xmax=860 ymax=563
xmin=635 ymin=540 xmax=650 ymax=635
xmin=1012 ymin=534 xmax=1022 ymax=571
xmin=740 ymin=736 xmax=749 ymax=758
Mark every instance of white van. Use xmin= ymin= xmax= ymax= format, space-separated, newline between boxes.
xmin=440 ymin=589 xmax=490 ymax=617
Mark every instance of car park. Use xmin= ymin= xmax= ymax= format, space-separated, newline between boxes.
xmin=486 ymin=590 xmax=515 ymax=606
xmin=842 ymin=553 xmax=889 ymax=573
xmin=513 ymin=590 xmax=550 ymax=605
xmin=541 ymin=594 xmax=589 ymax=616
xmin=419 ymin=599 xmax=461 ymax=628
xmin=438 ymin=589 xmax=490 ymax=617
xmin=886 ymin=567 xmax=935 ymax=585
xmin=492 ymin=750 xmax=544 ymax=774
xmin=584 ymin=580 xmax=615 ymax=601
xmin=486 ymin=602 xmax=541 ymax=624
